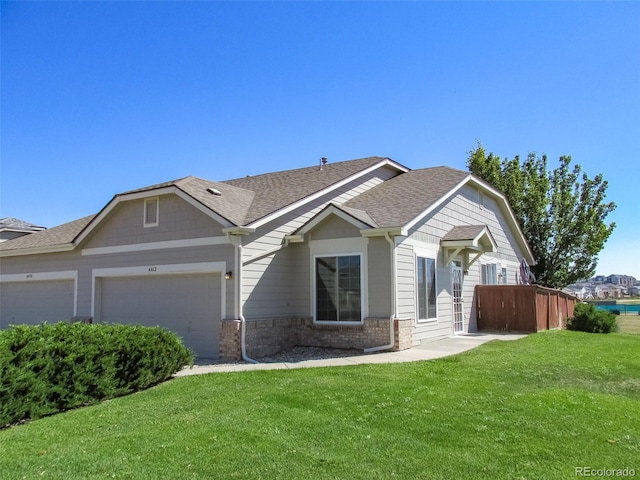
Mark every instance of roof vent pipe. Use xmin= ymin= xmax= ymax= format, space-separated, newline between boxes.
xmin=319 ymin=157 xmax=328 ymax=170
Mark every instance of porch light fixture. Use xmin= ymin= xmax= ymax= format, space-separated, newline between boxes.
xmin=225 ymin=271 xmax=232 ymax=280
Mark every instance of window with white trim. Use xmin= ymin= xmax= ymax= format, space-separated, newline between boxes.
xmin=482 ymin=263 xmax=498 ymax=285
xmin=315 ymin=254 xmax=362 ymax=322
xmin=416 ymin=256 xmax=437 ymax=321
xmin=501 ymin=267 xmax=508 ymax=285
xmin=144 ymin=197 xmax=159 ymax=227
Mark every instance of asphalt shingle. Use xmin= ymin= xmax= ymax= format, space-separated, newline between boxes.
xmin=342 ymin=166 xmax=470 ymax=228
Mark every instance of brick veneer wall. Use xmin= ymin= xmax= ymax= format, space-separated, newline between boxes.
xmin=220 ymin=316 xmax=414 ymax=360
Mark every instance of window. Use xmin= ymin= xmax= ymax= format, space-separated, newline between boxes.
xmin=482 ymin=263 xmax=498 ymax=285
xmin=144 ymin=197 xmax=159 ymax=227
xmin=501 ymin=267 xmax=508 ymax=285
xmin=417 ymin=257 xmax=437 ymax=320
xmin=315 ymin=255 xmax=362 ymax=322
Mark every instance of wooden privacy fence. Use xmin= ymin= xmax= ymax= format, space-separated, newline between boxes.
xmin=475 ymin=285 xmax=578 ymax=333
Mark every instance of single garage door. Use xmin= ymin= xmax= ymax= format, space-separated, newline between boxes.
xmin=99 ymin=273 xmax=221 ymax=359
xmin=0 ymin=280 xmax=75 ymax=328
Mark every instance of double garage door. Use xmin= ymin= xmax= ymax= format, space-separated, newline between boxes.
xmin=99 ymin=273 xmax=221 ymax=360
xmin=0 ymin=280 xmax=75 ymax=328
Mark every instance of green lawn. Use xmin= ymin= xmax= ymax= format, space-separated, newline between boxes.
xmin=617 ymin=314 xmax=640 ymax=334
xmin=1 ymin=331 xmax=639 ymax=479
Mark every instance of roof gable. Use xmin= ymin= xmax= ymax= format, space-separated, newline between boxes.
xmin=343 ymin=166 xmax=470 ymax=228
xmin=223 ymin=156 xmax=407 ymax=226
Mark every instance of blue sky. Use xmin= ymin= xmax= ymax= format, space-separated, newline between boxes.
xmin=1 ymin=1 xmax=639 ymax=278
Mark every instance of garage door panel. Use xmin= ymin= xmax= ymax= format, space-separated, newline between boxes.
xmin=0 ymin=280 xmax=75 ymax=328
xmin=100 ymin=273 xmax=220 ymax=359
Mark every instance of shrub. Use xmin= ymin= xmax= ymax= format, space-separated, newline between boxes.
xmin=567 ymin=303 xmax=619 ymax=334
xmin=0 ymin=322 xmax=193 ymax=427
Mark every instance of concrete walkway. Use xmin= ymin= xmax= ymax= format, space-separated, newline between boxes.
xmin=175 ymin=333 xmax=528 ymax=377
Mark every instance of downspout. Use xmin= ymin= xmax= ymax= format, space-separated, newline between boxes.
xmin=364 ymin=232 xmax=396 ymax=353
xmin=230 ymin=235 xmax=257 ymax=364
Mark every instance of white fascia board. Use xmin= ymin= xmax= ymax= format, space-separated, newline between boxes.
xmin=0 ymin=244 xmax=75 ymax=258
xmin=297 ymin=205 xmax=371 ymax=236
xmin=403 ymin=176 xmax=472 ymax=232
xmin=247 ymin=159 xmax=409 ymax=229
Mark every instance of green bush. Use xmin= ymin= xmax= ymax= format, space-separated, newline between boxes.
xmin=0 ymin=322 xmax=193 ymax=427
xmin=567 ymin=303 xmax=619 ymax=334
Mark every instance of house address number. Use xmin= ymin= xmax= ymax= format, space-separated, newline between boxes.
xmin=148 ymin=267 xmax=157 ymax=272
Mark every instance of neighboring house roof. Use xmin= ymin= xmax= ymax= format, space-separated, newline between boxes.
xmin=0 ymin=217 xmax=46 ymax=233
xmin=0 ymin=215 xmax=95 ymax=252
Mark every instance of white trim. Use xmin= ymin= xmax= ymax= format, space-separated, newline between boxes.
xmin=143 ymin=197 xmax=159 ymax=227
xmin=0 ymin=270 xmax=78 ymax=317
xmin=82 ymin=236 xmax=229 ymax=256
xmin=404 ymin=176 xmax=470 ymax=232
xmin=414 ymin=254 xmax=438 ymax=324
xmin=91 ymin=261 xmax=226 ymax=321
xmin=248 ymin=159 xmax=409 ymax=229
xmin=401 ymin=175 xmax=535 ymax=265
xmin=312 ymin=252 xmax=367 ymax=324
xmin=0 ymin=270 xmax=77 ymax=282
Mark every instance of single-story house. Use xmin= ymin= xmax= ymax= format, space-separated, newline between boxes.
xmin=0 ymin=156 xmax=534 ymax=360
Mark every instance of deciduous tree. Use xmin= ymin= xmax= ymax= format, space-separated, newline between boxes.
xmin=467 ymin=143 xmax=616 ymax=289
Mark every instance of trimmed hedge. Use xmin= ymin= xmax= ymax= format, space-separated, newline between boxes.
xmin=567 ymin=302 xmax=619 ymax=334
xmin=0 ymin=322 xmax=193 ymax=427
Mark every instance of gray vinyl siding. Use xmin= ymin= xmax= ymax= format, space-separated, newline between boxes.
xmin=83 ymin=194 xmax=224 ymax=249
xmin=241 ymin=165 xmax=399 ymax=319
xmin=396 ymin=184 xmax=527 ymax=340
xmin=367 ymin=237 xmax=391 ymax=318
xmin=395 ymin=242 xmax=415 ymax=319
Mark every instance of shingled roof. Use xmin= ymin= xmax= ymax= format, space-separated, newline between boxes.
xmin=0 ymin=157 xmax=403 ymax=254
xmin=223 ymin=156 xmax=395 ymax=224
xmin=342 ymin=166 xmax=470 ymax=228
xmin=0 ymin=218 xmax=46 ymax=232
xmin=0 ymin=215 xmax=95 ymax=252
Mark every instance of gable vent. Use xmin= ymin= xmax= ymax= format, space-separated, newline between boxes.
xmin=207 ymin=187 xmax=222 ymax=196
xmin=144 ymin=197 xmax=159 ymax=227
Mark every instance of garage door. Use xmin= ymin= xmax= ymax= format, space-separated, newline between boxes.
xmin=99 ymin=273 xmax=221 ymax=359
xmin=0 ymin=280 xmax=75 ymax=328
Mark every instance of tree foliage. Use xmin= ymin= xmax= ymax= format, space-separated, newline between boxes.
xmin=467 ymin=143 xmax=616 ymax=289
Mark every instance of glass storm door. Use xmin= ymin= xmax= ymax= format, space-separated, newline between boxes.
xmin=452 ymin=265 xmax=464 ymax=334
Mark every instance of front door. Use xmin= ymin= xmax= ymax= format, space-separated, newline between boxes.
xmin=452 ymin=264 xmax=464 ymax=334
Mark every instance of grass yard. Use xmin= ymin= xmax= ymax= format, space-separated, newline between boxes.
xmin=618 ymin=314 xmax=640 ymax=334
xmin=1 ymin=331 xmax=639 ymax=480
